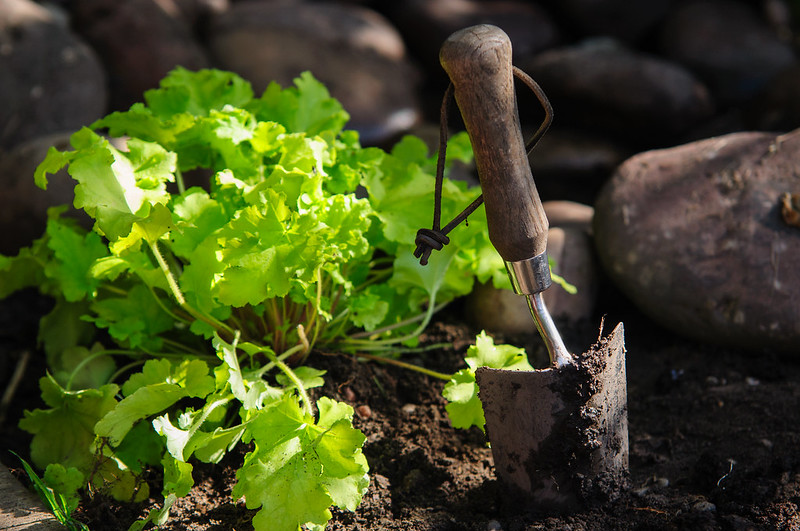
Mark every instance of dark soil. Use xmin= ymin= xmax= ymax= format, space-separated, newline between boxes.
xmin=2 ymin=286 xmax=800 ymax=531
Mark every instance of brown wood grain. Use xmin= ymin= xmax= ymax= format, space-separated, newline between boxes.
xmin=440 ymin=24 xmax=548 ymax=262
xmin=0 ymin=466 xmax=64 ymax=530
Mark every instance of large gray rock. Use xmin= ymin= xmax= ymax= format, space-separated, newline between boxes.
xmin=659 ymin=0 xmax=796 ymax=106
xmin=70 ymin=0 xmax=211 ymax=110
xmin=208 ymin=1 xmax=420 ymax=146
xmin=542 ymin=0 xmax=672 ymax=44
xmin=0 ymin=0 xmax=107 ymax=149
xmin=594 ymin=129 xmax=800 ymax=353
xmin=520 ymin=39 xmax=714 ymax=146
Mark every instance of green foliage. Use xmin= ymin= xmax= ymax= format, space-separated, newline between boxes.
xmin=442 ymin=331 xmax=533 ymax=431
xmin=12 ymin=452 xmax=89 ymax=531
xmin=1 ymin=68 xmax=513 ymax=530
xmin=233 ymin=396 xmax=369 ymax=531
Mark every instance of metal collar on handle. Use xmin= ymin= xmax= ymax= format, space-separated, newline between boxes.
xmin=505 ymin=252 xmax=551 ymax=295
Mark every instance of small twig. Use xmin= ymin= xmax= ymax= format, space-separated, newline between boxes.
xmin=0 ymin=350 xmax=31 ymax=426
xmin=597 ymin=314 xmax=606 ymax=343
xmin=633 ymin=507 xmax=668 ymax=515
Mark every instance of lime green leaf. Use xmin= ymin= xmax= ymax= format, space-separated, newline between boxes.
xmin=233 ymin=395 xmax=368 ymax=531
xmin=443 ymin=332 xmax=533 ymax=432
xmin=0 ymin=243 xmax=47 ymax=298
xmin=144 ymin=67 xmax=254 ymax=118
xmin=127 ymin=493 xmax=178 ymax=531
xmin=122 ymin=358 xmax=215 ymax=397
xmin=239 ymin=437 xmax=333 ymax=531
xmin=551 ymin=268 xmax=578 ymax=295
xmin=465 ymin=331 xmax=533 ymax=372
xmin=93 ymin=103 xmax=183 ymax=147
xmin=56 ymin=129 xmax=173 ymax=241
xmin=110 ymin=202 xmax=174 ymax=253
xmin=50 ymin=345 xmax=115 ymax=391
xmin=95 ymin=359 xmax=214 ymax=446
xmin=255 ymin=71 xmax=349 ymax=138
xmin=442 ymin=130 xmax=475 ymax=166
xmin=214 ymin=334 xmax=248 ymax=402
xmin=275 ymin=367 xmax=326 ymax=391
xmin=154 ymin=410 xmax=245 ymax=464
xmin=124 ymin=138 xmax=176 ymax=189
xmin=250 ymin=120 xmax=286 ymax=154
xmin=43 ymin=464 xmax=84 ymax=514
xmin=19 ymin=374 xmax=119 ymax=471
xmin=162 ymin=453 xmax=194 ymax=497
xmin=349 ymin=290 xmax=389 ymax=330
xmin=442 ymin=369 xmax=484 ymax=430
xmin=191 ymin=424 xmax=246 ymax=464
xmin=34 ymin=146 xmax=74 ymax=190
xmin=85 ymin=284 xmax=174 ymax=350
xmin=95 ymin=383 xmax=187 ymax=446
xmin=91 ymin=458 xmax=149 ymax=502
xmin=170 ymin=188 xmax=228 ymax=258
xmin=113 ymin=419 xmax=164 ymax=473
xmin=44 ymin=216 xmax=108 ymax=302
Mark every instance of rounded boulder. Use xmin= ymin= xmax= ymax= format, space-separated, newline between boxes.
xmin=594 ymin=129 xmax=800 ymax=353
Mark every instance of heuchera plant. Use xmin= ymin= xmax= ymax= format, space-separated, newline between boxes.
xmin=0 ymin=68 xmax=516 ymax=530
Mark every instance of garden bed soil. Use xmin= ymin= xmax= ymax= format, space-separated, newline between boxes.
xmin=2 ymin=287 xmax=799 ymax=530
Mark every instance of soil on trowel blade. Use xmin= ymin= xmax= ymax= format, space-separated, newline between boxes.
xmin=476 ymin=323 xmax=628 ymax=517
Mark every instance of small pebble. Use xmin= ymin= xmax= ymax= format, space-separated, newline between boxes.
xmin=760 ymin=438 xmax=774 ymax=449
xmin=356 ymin=405 xmax=372 ymax=419
xmin=342 ymin=386 xmax=356 ymax=402
xmin=745 ymin=377 xmax=760 ymax=386
xmin=401 ymin=403 xmax=417 ymax=416
xmin=487 ymin=520 xmax=502 ymax=531
xmin=692 ymin=500 xmax=717 ymax=512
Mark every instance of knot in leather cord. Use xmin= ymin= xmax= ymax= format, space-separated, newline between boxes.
xmin=413 ymin=229 xmax=451 ymax=266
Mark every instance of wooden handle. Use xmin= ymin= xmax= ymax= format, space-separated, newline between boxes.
xmin=440 ymin=25 xmax=548 ymax=262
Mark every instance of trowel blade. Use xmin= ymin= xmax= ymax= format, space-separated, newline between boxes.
xmin=476 ymin=323 xmax=628 ymax=514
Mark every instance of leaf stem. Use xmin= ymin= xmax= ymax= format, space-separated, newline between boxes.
xmin=175 ymin=167 xmax=186 ymax=195
xmin=107 ymin=360 xmax=147 ymax=384
xmin=144 ymin=283 xmax=190 ymax=326
xmin=341 ymin=293 xmax=443 ymax=348
xmin=148 ymin=241 xmax=235 ymax=337
xmin=253 ymin=341 xmax=307 ymax=377
xmin=349 ymin=300 xmax=449 ymax=339
xmin=350 ymin=352 xmax=452 ymax=381
xmin=261 ymin=348 xmax=314 ymax=416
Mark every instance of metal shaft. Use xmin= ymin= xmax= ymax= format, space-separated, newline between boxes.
xmin=505 ymin=253 xmax=573 ymax=368
xmin=527 ymin=292 xmax=573 ymax=368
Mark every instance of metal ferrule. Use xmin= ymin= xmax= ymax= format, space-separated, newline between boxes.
xmin=505 ymin=252 xmax=551 ymax=295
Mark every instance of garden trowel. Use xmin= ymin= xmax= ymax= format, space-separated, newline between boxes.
xmin=437 ymin=24 xmax=629 ymax=513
